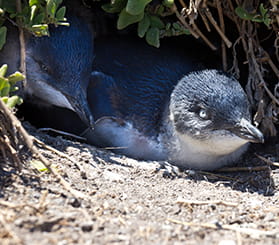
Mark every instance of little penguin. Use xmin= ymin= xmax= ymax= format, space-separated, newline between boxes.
xmin=0 ymin=10 xmax=94 ymax=128
xmin=85 ymin=36 xmax=264 ymax=170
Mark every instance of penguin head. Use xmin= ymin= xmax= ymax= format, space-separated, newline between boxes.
xmin=169 ymin=70 xmax=263 ymax=166
xmin=25 ymin=16 xmax=94 ymax=128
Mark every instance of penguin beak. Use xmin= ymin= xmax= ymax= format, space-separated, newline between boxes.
xmin=68 ymin=92 xmax=94 ymax=129
xmin=231 ymin=118 xmax=264 ymax=143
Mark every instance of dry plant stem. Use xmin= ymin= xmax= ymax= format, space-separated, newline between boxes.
xmin=173 ymin=4 xmax=199 ymax=38
xmin=178 ymin=0 xmax=187 ymax=8
xmin=216 ymin=0 xmax=227 ymax=71
xmin=269 ymin=0 xmax=279 ymax=26
xmin=216 ymin=165 xmax=271 ymax=172
xmin=34 ymin=137 xmax=77 ymax=163
xmin=227 ymin=0 xmax=241 ymax=33
xmin=176 ymin=198 xmax=238 ymax=207
xmin=236 ymin=231 xmax=243 ymax=245
xmin=198 ymin=8 xmax=211 ymax=32
xmin=197 ymin=171 xmax=239 ymax=181
xmin=263 ymin=51 xmax=279 ymax=79
xmin=192 ymin=23 xmax=217 ymax=50
xmin=0 ymin=125 xmax=20 ymax=167
xmin=256 ymin=154 xmax=279 ymax=167
xmin=0 ymin=200 xmax=40 ymax=212
xmin=0 ymin=100 xmax=88 ymax=200
xmin=34 ymin=137 xmax=87 ymax=173
xmin=3 ymin=135 xmax=20 ymax=164
xmin=167 ymin=218 xmax=278 ymax=237
xmin=16 ymin=0 xmax=27 ymax=87
xmin=174 ymin=3 xmax=217 ymax=50
xmin=38 ymin=128 xmax=86 ymax=141
xmin=248 ymin=38 xmax=279 ymax=106
xmin=0 ymin=212 xmax=23 ymax=244
xmin=204 ymin=7 xmax=232 ymax=48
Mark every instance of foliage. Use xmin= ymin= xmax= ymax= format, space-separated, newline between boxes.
xmin=102 ymin=0 xmax=189 ymax=47
xmin=0 ymin=64 xmax=24 ymax=108
xmin=235 ymin=3 xmax=271 ymax=27
xmin=0 ymin=0 xmax=68 ymax=50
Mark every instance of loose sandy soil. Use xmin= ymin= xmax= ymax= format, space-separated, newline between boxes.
xmin=0 ymin=123 xmax=278 ymax=245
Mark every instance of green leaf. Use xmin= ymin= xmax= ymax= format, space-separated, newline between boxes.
xmin=0 ymin=77 xmax=9 ymax=95
xmin=264 ymin=17 xmax=271 ymax=27
xmin=0 ymin=64 xmax=7 ymax=77
xmin=155 ymin=5 xmax=164 ymax=15
xmin=251 ymin=15 xmax=263 ymax=23
xmin=6 ymin=95 xmax=22 ymax=108
xmin=137 ymin=14 xmax=150 ymax=38
xmin=163 ymin=0 xmax=174 ymax=8
xmin=165 ymin=22 xmax=171 ymax=30
xmin=259 ymin=3 xmax=268 ymax=17
xmin=149 ymin=15 xmax=165 ymax=29
xmin=8 ymin=72 xmax=25 ymax=85
xmin=0 ymin=25 xmax=7 ymax=50
xmin=1 ymin=96 xmax=8 ymax=103
xmin=30 ymin=5 xmax=37 ymax=21
xmin=31 ymin=24 xmax=49 ymax=36
xmin=29 ymin=0 xmax=40 ymax=6
xmin=117 ymin=9 xmax=144 ymax=30
xmin=235 ymin=6 xmax=254 ymax=20
xmin=56 ymin=6 xmax=66 ymax=20
xmin=102 ymin=0 xmax=127 ymax=14
xmin=1 ymin=1 xmax=16 ymax=13
xmin=57 ymin=22 xmax=70 ymax=26
xmin=0 ymin=84 xmax=10 ymax=97
xmin=146 ymin=27 xmax=160 ymax=48
xmin=46 ymin=0 xmax=56 ymax=18
xmin=30 ymin=160 xmax=49 ymax=172
xmin=33 ymin=12 xmax=45 ymax=25
xmin=126 ymin=0 xmax=152 ymax=15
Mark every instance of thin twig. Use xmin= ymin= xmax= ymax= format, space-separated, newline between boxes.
xmin=263 ymin=51 xmax=279 ymax=79
xmin=16 ymin=0 xmax=27 ymax=88
xmin=0 ymin=212 xmax=23 ymax=244
xmin=38 ymin=128 xmax=86 ymax=141
xmin=0 ymin=99 xmax=88 ymax=199
xmin=192 ymin=23 xmax=217 ymax=50
xmin=167 ymin=218 xmax=278 ymax=237
xmin=176 ymin=198 xmax=238 ymax=207
xmin=197 ymin=171 xmax=239 ymax=181
xmin=216 ymin=165 xmax=271 ymax=172
xmin=216 ymin=0 xmax=227 ymax=71
xmin=256 ymin=154 xmax=279 ymax=167
xmin=0 ymin=200 xmax=39 ymax=212
xmin=34 ymin=137 xmax=87 ymax=174
xmin=198 ymin=8 xmax=211 ymax=32
xmin=173 ymin=4 xmax=199 ymax=39
xmin=248 ymin=38 xmax=279 ymax=106
xmin=178 ymin=0 xmax=187 ymax=8
xmin=204 ymin=7 xmax=232 ymax=48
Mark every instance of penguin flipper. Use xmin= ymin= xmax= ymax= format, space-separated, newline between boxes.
xmin=84 ymin=116 xmax=166 ymax=160
xmin=88 ymin=71 xmax=116 ymax=120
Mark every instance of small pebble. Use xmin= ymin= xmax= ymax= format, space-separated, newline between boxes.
xmin=81 ymin=223 xmax=93 ymax=232
xmin=68 ymin=197 xmax=81 ymax=208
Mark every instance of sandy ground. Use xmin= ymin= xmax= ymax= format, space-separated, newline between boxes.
xmin=0 ymin=123 xmax=278 ymax=245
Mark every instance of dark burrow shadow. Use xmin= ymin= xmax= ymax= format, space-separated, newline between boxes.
xmin=4 ymin=104 xmax=277 ymax=198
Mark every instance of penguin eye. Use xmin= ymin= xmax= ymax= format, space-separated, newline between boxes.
xmin=198 ymin=108 xmax=210 ymax=120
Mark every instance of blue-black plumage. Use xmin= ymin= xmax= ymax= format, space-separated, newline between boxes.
xmin=85 ymin=36 xmax=263 ymax=170
xmin=0 ymin=14 xmax=94 ymax=128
